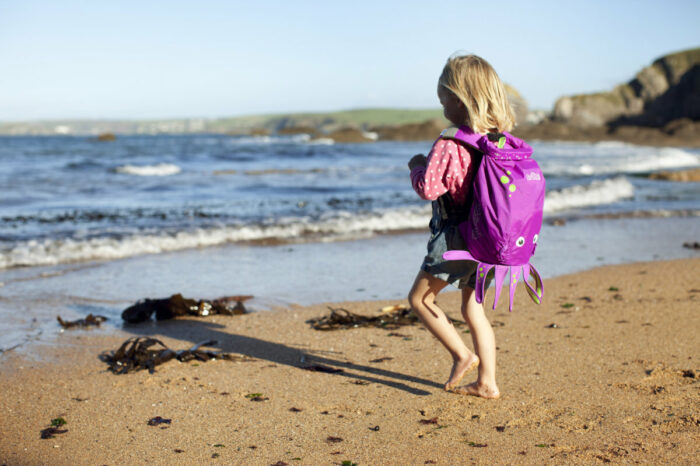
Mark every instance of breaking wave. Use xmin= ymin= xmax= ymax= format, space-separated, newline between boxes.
xmin=0 ymin=176 xmax=643 ymax=269
xmin=544 ymin=177 xmax=634 ymax=213
xmin=114 ymin=163 xmax=182 ymax=176
xmin=538 ymin=143 xmax=700 ymax=177
xmin=0 ymin=206 xmax=432 ymax=269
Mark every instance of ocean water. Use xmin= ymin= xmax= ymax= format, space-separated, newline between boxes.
xmin=1 ymin=134 xmax=699 ymax=269
xmin=0 ymin=134 xmax=699 ymax=352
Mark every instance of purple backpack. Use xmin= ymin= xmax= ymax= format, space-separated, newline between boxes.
xmin=441 ymin=126 xmax=545 ymax=311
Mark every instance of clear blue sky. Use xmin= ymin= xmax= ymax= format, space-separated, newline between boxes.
xmin=1 ymin=0 xmax=698 ymax=121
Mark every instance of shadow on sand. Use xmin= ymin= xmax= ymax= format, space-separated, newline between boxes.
xmin=117 ymin=316 xmax=440 ymax=396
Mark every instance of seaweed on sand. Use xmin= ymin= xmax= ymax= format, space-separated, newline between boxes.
xmin=40 ymin=418 xmax=68 ymax=439
xmin=147 ymin=416 xmax=172 ymax=426
xmin=307 ymin=305 xmax=466 ymax=331
xmin=100 ymin=337 xmax=249 ymax=374
xmin=121 ymin=294 xmax=253 ymax=323
xmin=57 ymin=313 xmax=108 ymax=329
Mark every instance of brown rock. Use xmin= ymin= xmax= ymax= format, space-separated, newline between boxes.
xmin=374 ymin=119 xmax=447 ymax=141
xmin=648 ymin=168 xmax=700 ymax=182
xmin=277 ymin=126 xmax=320 ymax=138
xmin=249 ymin=128 xmax=270 ymax=136
xmin=326 ymin=127 xmax=374 ymax=143
xmin=96 ymin=133 xmax=116 ymax=142
xmin=663 ymin=118 xmax=700 ymax=138
xmin=512 ymin=120 xmax=607 ymax=141
xmin=553 ymin=47 xmax=700 ymax=128
xmin=553 ymin=93 xmax=628 ymax=127
xmin=608 ymin=125 xmax=670 ymax=144
xmin=504 ymin=84 xmax=529 ymax=126
xmin=513 ymin=118 xmax=700 ymax=147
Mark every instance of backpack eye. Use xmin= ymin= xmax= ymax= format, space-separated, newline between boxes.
xmin=516 ymin=236 xmax=525 ymax=247
xmin=533 ymin=234 xmax=539 ymax=244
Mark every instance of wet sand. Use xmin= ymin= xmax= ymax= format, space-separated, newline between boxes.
xmin=0 ymin=258 xmax=698 ymax=465
xmin=2 ymin=215 xmax=699 ymax=354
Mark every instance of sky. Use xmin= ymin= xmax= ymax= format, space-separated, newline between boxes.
xmin=1 ymin=0 xmax=699 ymax=121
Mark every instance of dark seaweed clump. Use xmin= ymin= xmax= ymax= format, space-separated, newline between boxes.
xmin=100 ymin=337 xmax=248 ymax=374
xmin=57 ymin=314 xmax=108 ymax=329
xmin=121 ymin=294 xmax=252 ymax=323
xmin=307 ymin=306 xmax=465 ymax=331
xmin=40 ymin=418 xmax=68 ymax=439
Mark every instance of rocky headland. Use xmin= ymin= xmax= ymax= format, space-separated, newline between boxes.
xmin=517 ymin=47 xmax=700 ymax=147
xmin=257 ymin=47 xmax=700 ymax=148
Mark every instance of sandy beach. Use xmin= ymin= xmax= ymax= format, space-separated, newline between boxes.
xmin=0 ymin=257 xmax=698 ymax=465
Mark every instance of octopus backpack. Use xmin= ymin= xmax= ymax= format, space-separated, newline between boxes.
xmin=441 ymin=126 xmax=545 ymax=311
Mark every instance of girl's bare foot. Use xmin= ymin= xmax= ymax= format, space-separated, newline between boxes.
xmin=444 ymin=354 xmax=480 ymax=391
xmin=453 ymin=381 xmax=500 ymax=399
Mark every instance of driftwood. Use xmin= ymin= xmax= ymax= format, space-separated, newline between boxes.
xmin=100 ymin=337 xmax=249 ymax=374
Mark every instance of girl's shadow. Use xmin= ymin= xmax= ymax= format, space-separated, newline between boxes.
xmin=122 ymin=317 xmax=439 ymax=396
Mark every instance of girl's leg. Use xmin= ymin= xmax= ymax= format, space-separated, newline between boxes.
xmin=455 ymin=287 xmax=500 ymax=399
xmin=408 ymin=270 xmax=479 ymax=391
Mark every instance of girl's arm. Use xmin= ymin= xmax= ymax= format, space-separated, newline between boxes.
xmin=410 ymin=139 xmax=461 ymax=201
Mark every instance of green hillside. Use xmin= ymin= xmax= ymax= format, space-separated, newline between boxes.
xmin=0 ymin=108 xmax=445 ymax=135
xmin=208 ymin=108 xmax=444 ymax=132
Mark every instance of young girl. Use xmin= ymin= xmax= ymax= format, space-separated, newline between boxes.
xmin=407 ymin=54 xmax=515 ymax=399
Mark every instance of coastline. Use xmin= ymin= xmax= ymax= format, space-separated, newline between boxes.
xmin=1 ymin=257 xmax=698 ymax=464
xmin=1 ymin=215 xmax=699 ymax=355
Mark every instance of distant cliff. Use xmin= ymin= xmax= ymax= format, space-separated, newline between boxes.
xmin=553 ymin=47 xmax=700 ymax=128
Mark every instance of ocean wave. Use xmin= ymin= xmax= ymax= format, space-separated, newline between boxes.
xmin=0 ymin=206 xmax=432 ymax=269
xmin=0 ymin=176 xmax=681 ymax=269
xmin=114 ymin=163 xmax=181 ymax=176
xmin=308 ymin=137 xmax=335 ymax=145
xmin=537 ymin=144 xmax=700 ymax=177
xmin=544 ymin=177 xmax=634 ymax=213
xmin=226 ymin=133 xmax=333 ymax=146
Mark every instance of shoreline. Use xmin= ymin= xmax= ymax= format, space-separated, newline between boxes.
xmin=1 ymin=215 xmax=699 ymax=355
xmin=1 ymin=258 xmax=698 ymax=464
xmin=2 ymin=126 xmax=700 ymax=149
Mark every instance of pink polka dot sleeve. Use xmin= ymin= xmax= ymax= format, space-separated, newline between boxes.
xmin=410 ymin=139 xmax=474 ymax=205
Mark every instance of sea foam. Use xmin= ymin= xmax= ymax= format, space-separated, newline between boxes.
xmin=0 ymin=176 xmax=654 ymax=269
xmin=544 ymin=177 xmax=634 ymax=213
xmin=0 ymin=206 xmax=433 ymax=269
xmin=537 ymin=143 xmax=700 ymax=177
xmin=114 ymin=163 xmax=181 ymax=176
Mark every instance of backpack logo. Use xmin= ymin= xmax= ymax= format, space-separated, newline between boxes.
xmin=525 ymin=171 xmax=541 ymax=181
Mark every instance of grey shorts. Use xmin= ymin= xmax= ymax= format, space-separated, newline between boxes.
xmin=420 ymin=201 xmax=481 ymax=289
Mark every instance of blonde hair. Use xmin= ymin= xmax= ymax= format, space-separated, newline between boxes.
xmin=438 ymin=54 xmax=515 ymax=134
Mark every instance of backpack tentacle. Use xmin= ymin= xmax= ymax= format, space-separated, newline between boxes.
xmin=508 ymin=266 xmax=522 ymax=312
xmin=522 ymin=263 xmax=544 ymax=305
xmin=492 ymin=266 xmax=509 ymax=310
xmin=474 ymin=262 xmax=494 ymax=305
xmin=443 ymin=250 xmax=475 ymax=262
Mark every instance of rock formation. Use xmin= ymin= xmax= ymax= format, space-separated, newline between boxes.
xmin=648 ymin=167 xmax=700 ymax=182
xmin=96 ymin=132 xmax=116 ymax=142
xmin=277 ymin=126 xmax=320 ymax=138
xmin=326 ymin=128 xmax=375 ymax=143
xmin=504 ymin=83 xmax=529 ymax=127
xmin=553 ymin=48 xmax=700 ymax=128
xmin=372 ymin=119 xmax=447 ymax=141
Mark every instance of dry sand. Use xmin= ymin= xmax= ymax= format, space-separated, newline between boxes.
xmin=1 ymin=258 xmax=698 ymax=465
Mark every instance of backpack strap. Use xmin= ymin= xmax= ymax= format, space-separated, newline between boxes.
xmin=438 ymin=126 xmax=484 ymax=218
xmin=439 ymin=126 xmax=482 ymax=149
